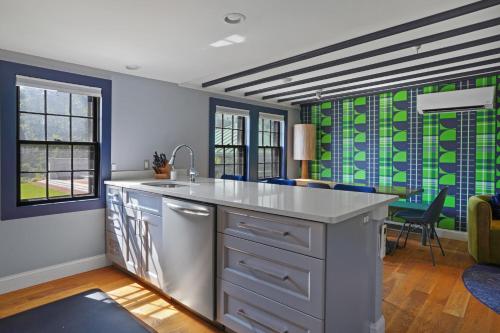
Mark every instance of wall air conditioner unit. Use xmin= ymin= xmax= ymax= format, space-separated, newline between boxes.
xmin=417 ymin=86 xmax=495 ymax=115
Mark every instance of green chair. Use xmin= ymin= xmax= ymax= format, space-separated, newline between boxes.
xmin=467 ymin=195 xmax=500 ymax=265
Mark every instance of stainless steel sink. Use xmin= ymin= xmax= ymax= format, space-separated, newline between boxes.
xmin=141 ymin=181 xmax=189 ymax=188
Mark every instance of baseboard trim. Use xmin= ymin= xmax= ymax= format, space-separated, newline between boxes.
xmin=0 ymin=254 xmax=110 ymax=295
xmin=370 ymin=315 xmax=385 ymax=333
xmin=386 ymin=221 xmax=468 ymax=241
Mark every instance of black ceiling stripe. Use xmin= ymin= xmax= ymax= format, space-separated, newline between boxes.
xmin=265 ymin=48 xmax=500 ymax=100
xmin=291 ymin=66 xmax=500 ymax=105
xmin=202 ymin=0 xmax=500 ymax=88
xmin=224 ymin=17 xmax=500 ymax=92
xmin=280 ymin=58 xmax=500 ymax=103
xmin=245 ymin=34 xmax=500 ymax=96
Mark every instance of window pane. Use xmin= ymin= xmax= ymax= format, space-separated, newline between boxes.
xmin=234 ymin=116 xmax=244 ymax=129
xmin=224 ymin=165 xmax=234 ymax=176
xmin=258 ymin=148 xmax=264 ymax=163
xmin=215 ymin=148 xmax=224 ymax=164
xmin=258 ymin=164 xmax=264 ymax=179
xmin=20 ymin=144 xmax=46 ymax=172
xmin=72 ymin=95 xmax=93 ymax=117
xmin=235 ymin=164 xmax=244 ymax=176
xmin=273 ymin=149 xmax=280 ymax=164
xmin=265 ymin=148 xmax=272 ymax=163
xmin=215 ymin=165 xmax=224 ymax=179
xmin=222 ymin=129 xmax=232 ymax=145
xmin=19 ymin=86 xmax=44 ymax=113
xmin=259 ymin=118 xmax=263 ymax=131
xmin=47 ymin=91 xmax=70 ymax=115
xmin=20 ymin=173 xmax=47 ymax=201
xmin=47 ymin=115 xmax=70 ymax=141
xmin=263 ymin=119 xmax=271 ymax=131
xmin=225 ymin=148 xmax=234 ymax=165
xmin=265 ymin=163 xmax=273 ymax=178
xmin=73 ymin=171 xmax=95 ymax=196
xmin=235 ymin=148 xmax=244 ymax=164
xmin=215 ymin=128 xmax=222 ymax=145
xmin=263 ymin=132 xmax=270 ymax=146
xmin=73 ymin=145 xmax=95 ymax=170
xmin=258 ymin=132 xmax=262 ymax=146
xmin=273 ymin=131 xmax=280 ymax=146
xmin=72 ymin=117 xmax=93 ymax=142
xmin=48 ymin=145 xmax=71 ymax=171
xmin=20 ymin=113 xmax=45 ymax=140
xmin=215 ymin=113 xmax=223 ymax=128
xmin=223 ymin=114 xmax=233 ymax=129
xmin=48 ymin=172 xmax=72 ymax=198
xmin=273 ymin=163 xmax=280 ymax=177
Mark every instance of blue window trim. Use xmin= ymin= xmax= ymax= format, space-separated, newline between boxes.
xmin=209 ymin=97 xmax=288 ymax=181
xmin=0 ymin=61 xmax=111 ymax=220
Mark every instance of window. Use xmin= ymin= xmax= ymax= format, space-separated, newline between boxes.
xmin=214 ymin=108 xmax=247 ymax=178
xmin=209 ymin=98 xmax=287 ymax=182
xmin=258 ymin=114 xmax=284 ymax=179
xmin=16 ymin=76 xmax=100 ymax=205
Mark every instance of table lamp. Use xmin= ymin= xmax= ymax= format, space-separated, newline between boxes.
xmin=293 ymin=124 xmax=316 ymax=179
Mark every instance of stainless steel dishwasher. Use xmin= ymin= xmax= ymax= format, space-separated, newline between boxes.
xmin=162 ymin=197 xmax=215 ymax=320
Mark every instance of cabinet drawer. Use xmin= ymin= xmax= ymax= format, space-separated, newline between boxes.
xmin=218 ymin=279 xmax=323 ymax=333
xmin=105 ymin=204 xmax=125 ymax=236
xmin=218 ymin=234 xmax=324 ymax=319
xmin=106 ymin=186 xmax=123 ymax=205
xmin=123 ymin=189 xmax=162 ymax=216
xmin=106 ymin=232 xmax=126 ymax=269
xmin=218 ymin=206 xmax=325 ymax=259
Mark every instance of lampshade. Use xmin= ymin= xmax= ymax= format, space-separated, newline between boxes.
xmin=293 ymin=124 xmax=316 ymax=161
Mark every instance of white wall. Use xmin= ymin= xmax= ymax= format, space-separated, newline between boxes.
xmin=0 ymin=49 xmax=299 ymax=279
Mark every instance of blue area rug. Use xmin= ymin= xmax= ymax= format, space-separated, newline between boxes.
xmin=0 ymin=288 xmax=154 ymax=332
xmin=462 ymin=264 xmax=500 ymax=314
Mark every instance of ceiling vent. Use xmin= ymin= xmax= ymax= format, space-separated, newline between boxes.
xmin=417 ymin=86 xmax=495 ymax=115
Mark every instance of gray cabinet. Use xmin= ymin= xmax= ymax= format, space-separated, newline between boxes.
xmin=105 ymin=186 xmax=164 ymax=289
xmin=217 ymin=206 xmax=326 ymax=333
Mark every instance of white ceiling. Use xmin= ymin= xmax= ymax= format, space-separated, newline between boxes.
xmin=0 ymin=0 xmax=498 ymax=107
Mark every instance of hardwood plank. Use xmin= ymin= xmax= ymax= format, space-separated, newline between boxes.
xmin=0 ymin=233 xmax=495 ymax=333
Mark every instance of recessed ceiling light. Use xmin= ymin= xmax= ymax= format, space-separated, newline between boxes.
xmin=210 ymin=40 xmax=233 ymax=48
xmin=224 ymin=13 xmax=246 ymax=25
xmin=125 ymin=64 xmax=140 ymax=70
xmin=225 ymin=34 xmax=246 ymax=44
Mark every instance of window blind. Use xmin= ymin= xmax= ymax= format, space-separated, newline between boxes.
xmin=16 ymin=75 xmax=102 ymax=97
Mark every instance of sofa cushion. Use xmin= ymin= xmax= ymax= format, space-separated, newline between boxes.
xmin=490 ymin=194 xmax=500 ymax=219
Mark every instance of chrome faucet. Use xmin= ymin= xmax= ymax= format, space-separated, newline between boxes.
xmin=168 ymin=145 xmax=198 ymax=182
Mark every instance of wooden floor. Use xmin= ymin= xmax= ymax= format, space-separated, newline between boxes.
xmin=0 ymin=232 xmax=498 ymax=332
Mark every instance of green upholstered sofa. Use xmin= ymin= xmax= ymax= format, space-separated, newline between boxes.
xmin=467 ymin=195 xmax=500 ymax=265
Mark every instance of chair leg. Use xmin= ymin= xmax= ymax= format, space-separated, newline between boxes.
xmin=432 ymin=226 xmax=445 ymax=256
xmin=426 ymin=226 xmax=436 ymax=266
xmin=396 ymin=222 xmax=407 ymax=248
xmin=403 ymin=223 xmax=412 ymax=248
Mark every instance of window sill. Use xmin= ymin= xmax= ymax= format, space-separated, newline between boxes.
xmin=2 ymin=196 xmax=105 ymax=221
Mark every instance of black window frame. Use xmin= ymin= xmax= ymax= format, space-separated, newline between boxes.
xmin=214 ymin=112 xmax=247 ymax=179
xmin=16 ymin=86 xmax=101 ymax=206
xmin=258 ymin=117 xmax=283 ymax=180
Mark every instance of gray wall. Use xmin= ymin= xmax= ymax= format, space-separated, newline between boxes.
xmin=0 ymin=49 xmax=299 ymax=278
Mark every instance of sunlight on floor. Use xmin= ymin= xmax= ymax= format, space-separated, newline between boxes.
xmin=106 ymin=282 xmax=179 ymax=320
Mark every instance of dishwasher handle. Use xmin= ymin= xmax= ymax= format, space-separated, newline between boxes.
xmin=166 ymin=202 xmax=211 ymax=216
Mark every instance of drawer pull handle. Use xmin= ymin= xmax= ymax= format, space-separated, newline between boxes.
xmin=238 ymin=260 xmax=289 ymax=281
xmin=237 ymin=309 xmax=288 ymax=333
xmin=237 ymin=222 xmax=289 ymax=237
xmin=167 ymin=203 xmax=210 ymax=216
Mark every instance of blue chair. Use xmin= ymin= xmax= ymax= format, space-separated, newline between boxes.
xmin=333 ymin=184 xmax=376 ymax=193
xmin=221 ymin=174 xmax=246 ymax=181
xmin=267 ymin=178 xmax=296 ymax=186
xmin=307 ymin=182 xmax=331 ymax=189
xmin=395 ymin=187 xmax=448 ymax=266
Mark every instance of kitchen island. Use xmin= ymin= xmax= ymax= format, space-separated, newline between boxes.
xmin=104 ymin=178 xmax=398 ymax=333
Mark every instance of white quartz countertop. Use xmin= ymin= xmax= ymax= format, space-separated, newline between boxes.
xmin=104 ymin=178 xmax=398 ymax=224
